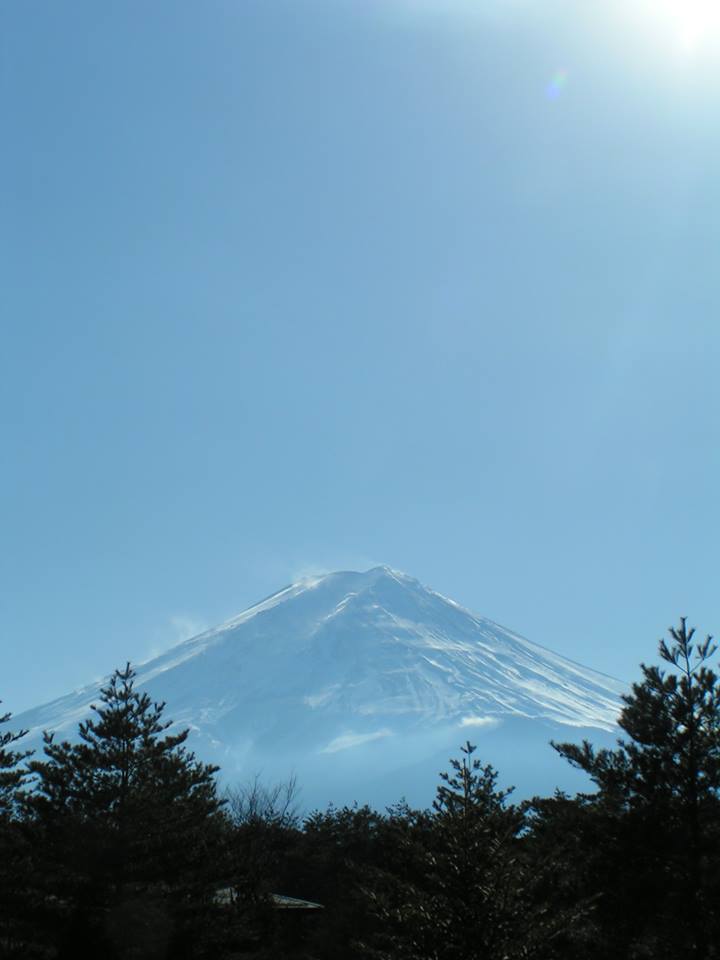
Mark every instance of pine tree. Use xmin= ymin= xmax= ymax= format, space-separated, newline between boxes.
xmin=0 ymin=703 xmax=29 ymax=818
xmin=0 ymin=705 xmax=32 ymax=958
xmin=25 ymin=664 xmax=226 ymax=959
xmin=522 ymin=790 xmax=611 ymax=960
xmin=360 ymin=743 xmax=569 ymax=960
xmin=429 ymin=742 xmax=520 ymax=958
xmin=554 ymin=619 xmax=720 ymax=958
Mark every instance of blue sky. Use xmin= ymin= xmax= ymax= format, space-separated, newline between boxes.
xmin=2 ymin=0 xmax=719 ymax=713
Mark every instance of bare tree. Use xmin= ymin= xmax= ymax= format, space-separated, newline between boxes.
xmin=225 ymin=773 xmax=302 ymax=828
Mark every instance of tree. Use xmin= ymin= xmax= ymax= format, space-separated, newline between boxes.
xmin=218 ymin=776 xmax=305 ymax=958
xmin=554 ymin=619 xmax=720 ymax=958
xmin=360 ymin=743 xmax=569 ymax=960
xmin=0 ymin=706 xmax=33 ymax=959
xmin=25 ymin=663 xmax=225 ymax=959
xmin=0 ymin=703 xmax=29 ymax=817
xmin=522 ymin=790 xmax=612 ymax=960
xmin=300 ymin=802 xmax=392 ymax=959
xmin=429 ymin=742 xmax=521 ymax=958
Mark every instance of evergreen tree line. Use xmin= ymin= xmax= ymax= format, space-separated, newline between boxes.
xmin=1 ymin=618 xmax=719 ymax=959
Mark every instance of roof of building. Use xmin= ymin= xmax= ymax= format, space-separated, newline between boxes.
xmin=214 ymin=888 xmax=323 ymax=910
xmin=271 ymin=894 xmax=323 ymax=910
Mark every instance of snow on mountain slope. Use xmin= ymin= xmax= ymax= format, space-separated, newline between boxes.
xmin=16 ymin=567 xmax=626 ymax=806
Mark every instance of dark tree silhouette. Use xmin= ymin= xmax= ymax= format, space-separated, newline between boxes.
xmin=25 ymin=664 xmax=225 ymax=959
xmin=360 ymin=743 xmax=571 ymax=960
xmin=554 ymin=619 xmax=720 ymax=958
xmin=0 ymin=704 xmax=29 ymax=814
xmin=0 ymin=705 xmax=32 ymax=959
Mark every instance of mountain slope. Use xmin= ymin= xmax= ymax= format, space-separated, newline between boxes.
xmin=16 ymin=567 xmax=625 ymax=807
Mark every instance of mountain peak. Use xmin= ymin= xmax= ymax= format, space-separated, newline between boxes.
xmin=14 ymin=569 xmax=625 ymax=807
xmin=364 ymin=564 xmax=409 ymax=578
xmin=295 ymin=565 xmax=413 ymax=587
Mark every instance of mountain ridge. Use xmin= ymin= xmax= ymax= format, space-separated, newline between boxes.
xmin=15 ymin=567 xmax=625 ymax=807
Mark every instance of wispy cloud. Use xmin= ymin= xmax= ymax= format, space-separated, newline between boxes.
xmin=459 ymin=716 xmax=500 ymax=729
xmin=289 ymin=555 xmax=386 ymax=584
xmin=139 ymin=614 xmax=209 ymax=665
xmin=290 ymin=563 xmax=333 ymax=583
xmin=321 ymin=729 xmax=392 ymax=754
xmin=169 ymin=615 xmax=208 ymax=642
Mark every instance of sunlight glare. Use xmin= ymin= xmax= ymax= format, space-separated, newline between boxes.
xmin=653 ymin=0 xmax=720 ymax=52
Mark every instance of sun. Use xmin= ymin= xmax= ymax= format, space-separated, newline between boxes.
xmin=655 ymin=0 xmax=720 ymax=51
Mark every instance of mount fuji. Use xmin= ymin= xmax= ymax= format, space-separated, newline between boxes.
xmin=16 ymin=567 xmax=626 ymax=809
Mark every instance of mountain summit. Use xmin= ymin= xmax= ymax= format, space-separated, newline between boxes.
xmin=17 ymin=567 xmax=625 ymax=807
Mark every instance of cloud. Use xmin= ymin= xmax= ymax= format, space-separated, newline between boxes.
xmin=290 ymin=563 xmax=333 ymax=582
xmin=290 ymin=555 xmax=385 ymax=584
xmin=304 ymin=686 xmax=340 ymax=709
xmin=321 ymin=729 xmax=393 ymax=754
xmin=139 ymin=615 xmax=209 ymax=665
xmin=459 ymin=716 xmax=500 ymax=729
xmin=169 ymin=615 xmax=208 ymax=642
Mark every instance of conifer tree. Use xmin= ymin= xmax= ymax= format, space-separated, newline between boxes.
xmin=554 ymin=619 xmax=720 ymax=958
xmin=429 ymin=742 xmax=521 ymax=958
xmin=0 ymin=704 xmax=28 ymax=818
xmin=0 ymin=705 xmax=32 ymax=959
xmin=25 ymin=664 xmax=225 ymax=959
xmin=361 ymin=743 xmax=568 ymax=960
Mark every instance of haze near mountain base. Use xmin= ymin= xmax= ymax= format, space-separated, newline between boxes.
xmin=17 ymin=567 xmax=625 ymax=809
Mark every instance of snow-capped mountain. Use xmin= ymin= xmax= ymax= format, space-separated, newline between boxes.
xmin=16 ymin=567 xmax=625 ymax=808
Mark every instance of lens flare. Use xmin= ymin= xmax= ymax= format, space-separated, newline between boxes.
xmin=546 ymin=68 xmax=569 ymax=100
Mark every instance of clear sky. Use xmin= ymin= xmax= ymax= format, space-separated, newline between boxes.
xmin=2 ymin=0 xmax=719 ymax=714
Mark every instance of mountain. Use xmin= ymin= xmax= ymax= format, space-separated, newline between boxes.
xmin=16 ymin=567 xmax=625 ymax=809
